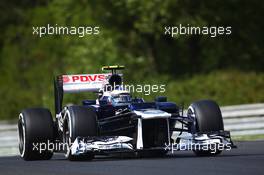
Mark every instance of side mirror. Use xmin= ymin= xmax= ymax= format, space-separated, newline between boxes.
xmin=99 ymin=100 xmax=108 ymax=105
xmin=82 ymin=100 xmax=96 ymax=106
xmin=155 ymin=96 xmax=167 ymax=102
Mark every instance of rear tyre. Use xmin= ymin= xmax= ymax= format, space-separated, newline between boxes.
xmin=63 ymin=106 xmax=97 ymax=161
xmin=18 ymin=108 xmax=54 ymax=160
xmin=188 ymin=100 xmax=224 ymax=156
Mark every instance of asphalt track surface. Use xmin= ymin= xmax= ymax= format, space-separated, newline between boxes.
xmin=0 ymin=141 xmax=263 ymax=175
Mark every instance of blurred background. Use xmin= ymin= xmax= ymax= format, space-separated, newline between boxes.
xmin=0 ymin=0 xmax=264 ymax=156
xmin=0 ymin=0 xmax=264 ymax=145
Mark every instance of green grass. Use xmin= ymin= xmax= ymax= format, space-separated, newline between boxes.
xmin=163 ymin=70 xmax=264 ymax=106
xmin=137 ymin=70 xmax=264 ymax=109
xmin=232 ymin=134 xmax=264 ymax=141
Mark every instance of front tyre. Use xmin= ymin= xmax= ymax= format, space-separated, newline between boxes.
xmin=188 ymin=100 xmax=224 ymax=156
xmin=18 ymin=108 xmax=54 ymax=160
xmin=63 ymin=106 xmax=98 ymax=161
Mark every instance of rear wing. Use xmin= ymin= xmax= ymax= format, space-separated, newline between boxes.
xmin=62 ymin=74 xmax=111 ymax=93
xmin=54 ymin=73 xmax=121 ymax=114
xmin=54 ymin=65 xmax=125 ymax=114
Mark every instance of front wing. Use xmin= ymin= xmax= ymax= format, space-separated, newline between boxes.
xmin=70 ymin=132 xmax=236 ymax=155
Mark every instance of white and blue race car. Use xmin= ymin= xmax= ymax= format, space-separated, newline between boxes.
xmin=18 ymin=65 xmax=235 ymax=161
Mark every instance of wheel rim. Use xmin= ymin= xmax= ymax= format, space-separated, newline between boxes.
xmin=18 ymin=114 xmax=26 ymax=157
xmin=63 ymin=116 xmax=71 ymax=158
xmin=187 ymin=106 xmax=198 ymax=133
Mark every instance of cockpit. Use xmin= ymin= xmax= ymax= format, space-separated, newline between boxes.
xmin=111 ymin=93 xmax=132 ymax=105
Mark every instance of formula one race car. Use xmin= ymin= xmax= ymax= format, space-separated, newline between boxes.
xmin=18 ymin=65 xmax=235 ymax=161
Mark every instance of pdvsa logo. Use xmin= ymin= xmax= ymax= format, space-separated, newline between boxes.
xmin=63 ymin=74 xmax=106 ymax=83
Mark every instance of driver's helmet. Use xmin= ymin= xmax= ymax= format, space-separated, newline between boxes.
xmin=110 ymin=91 xmax=131 ymax=106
